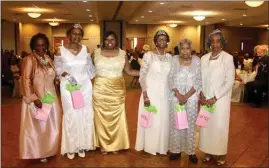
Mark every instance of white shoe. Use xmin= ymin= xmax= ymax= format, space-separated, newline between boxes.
xmin=40 ymin=158 xmax=48 ymax=163
xmin=78 ymin=150 xmax=85 ymax=158
xmin=67 ymin=153 xmax=75 ymax=160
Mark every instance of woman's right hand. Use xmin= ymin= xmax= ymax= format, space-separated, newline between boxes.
xmin=33 ymin=99 xmax=42 ymax=109
xmin=199 ymin=94 xmax=207 ymax=106
xmin=54 ymin=43 xmax=61 ymax=56
xmin=144 ymin=96 xmax=151 ymax=107
xmin=175 ymin=91 xmax=187 ymax=105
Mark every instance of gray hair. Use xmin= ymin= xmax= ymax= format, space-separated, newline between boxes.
xmin=178 ymin=38 xmax=192 ymax=52
xmin=207 ymin=29 xmax=227 ymax=49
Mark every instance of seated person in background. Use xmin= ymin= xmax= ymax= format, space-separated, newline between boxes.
xmin=130 ymin=52 xmax=142 ymax=67
xmin=246 ymin=56 xmax=268 ymax=107
xmin=231 ymin=68 xmax=243 ymax=102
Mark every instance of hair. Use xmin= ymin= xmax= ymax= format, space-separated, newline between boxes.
xmin=66 ymin=23 xmax=84 ymax=37
xmin=174 ymin=46 xmax=179 ymax=55
xmin=102 ymin=31 xmax=119 ymax=49
xmin=153 ymin=30 xmax=170 ymax=45
xmin=30 ymin=33 xmax=49 ymax=51
xmin=207 ymin=29 xmax=227 ymax=49
xmin=178 ymin=38 xmax=193 ymax=53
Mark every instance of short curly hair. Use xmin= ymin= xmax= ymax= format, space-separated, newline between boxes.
xmin=30 ymin=33 xmax=49 ymax=51
xmin=153 ymin=30 xmax=170 ymax=45
xmin=178 ymin=38 xmax=193 ymax=53
xmin=207 ymin=29 xmax=227 ymax=49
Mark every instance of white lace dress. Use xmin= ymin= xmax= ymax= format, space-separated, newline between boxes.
xmin=168 ymin=55 xmax=202 ymax=155
xmin=54 ymin=45 xmax=96 ymax=155
xmin=135 ymin=51 xmax=172 ymax=155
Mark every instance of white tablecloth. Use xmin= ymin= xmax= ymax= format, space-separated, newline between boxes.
xmin=236 ymin=69 xmax=256 ymax=84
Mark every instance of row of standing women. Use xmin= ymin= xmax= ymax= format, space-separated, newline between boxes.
xmin=19 ymin=24 xmax=234 ymax=166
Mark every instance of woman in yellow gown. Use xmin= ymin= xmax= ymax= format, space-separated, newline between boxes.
xmin=92 ymin=31 xmax=139 ymax=154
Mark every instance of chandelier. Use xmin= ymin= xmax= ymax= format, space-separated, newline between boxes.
xmin=193 ymin=15 xmax=205 ymax=21
xmin=49 ymin=22 xmax=59 ymax=26
xmin=28 ymin=12 xmax=41 ymax=18
xmin=168 ymin=23 xmax=177 ymax=28
xmin=245 ymin=1 xmax=264 ymax=7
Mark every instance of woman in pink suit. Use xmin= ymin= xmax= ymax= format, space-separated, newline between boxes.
xmin=19 ymin=33 xmax=61 ymax=162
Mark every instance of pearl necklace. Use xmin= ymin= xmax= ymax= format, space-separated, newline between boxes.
xmin=156 ymin=48 xmax=166 ymax=56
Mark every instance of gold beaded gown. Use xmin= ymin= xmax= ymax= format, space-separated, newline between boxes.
xmin=93 ymin=48 xmax=129 ymax=152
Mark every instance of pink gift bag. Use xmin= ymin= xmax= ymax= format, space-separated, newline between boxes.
xmin=34 ymin=103 xmax=52 ymax=121
xmin=71 ymin=90 xmax=84 ymax=109
xmin=175 ymin=111 xmax=189 ymax=130
xmin=195 ymin=109 xmax=211 ymax=127
xmin=140 ymin=110 xmax=154 ymax=128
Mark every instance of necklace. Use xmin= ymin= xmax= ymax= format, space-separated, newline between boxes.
xmin=156 ymin=48 xmax=165 ymax=56
xmin=33 ymin=52 xmax=49 ymax=66
xmin=210 ymin=50 xmax=222 ymax=60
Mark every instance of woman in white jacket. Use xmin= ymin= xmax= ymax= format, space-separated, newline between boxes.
xmin=199 ymin=29 xmax=235 ymax=166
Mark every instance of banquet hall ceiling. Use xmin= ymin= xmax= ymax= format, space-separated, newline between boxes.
xmin=1 ymin=1 xmax=268 ymax=27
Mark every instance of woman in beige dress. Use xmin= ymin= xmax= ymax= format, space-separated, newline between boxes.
xmin=92 ymin=31 xmax=139 ymax=154
xmin=19 ymin=33 xmax=61 ymax=162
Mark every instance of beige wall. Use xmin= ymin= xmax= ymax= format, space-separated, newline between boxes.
xmin=146 ymin=25 xmax=201 ymax=52
xmin=18 ymin=23 xmax=101 ymax=54
xmin=1 ymin=20 xmax=16 ymax=51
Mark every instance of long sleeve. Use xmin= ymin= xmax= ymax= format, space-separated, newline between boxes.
xmin=21 ymin=56 xmax=38 ymax=103
xmin=214 ymin=55 xmax=235 ymax=99
xmin=139 ymin=52 xmax=152 ymax=92
xmin=168 ymin=56 xmax=177 ymax=90
xmin=86 ymin=54 xmax=96 ymax=79
xmin=54 ymin=56 xmax=64 ymax=76
xmin=193 ymin=57 xmax=202 ymax=94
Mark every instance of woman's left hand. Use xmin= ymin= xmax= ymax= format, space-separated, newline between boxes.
xmin=206 ymin=97 xmax=217 ymax=106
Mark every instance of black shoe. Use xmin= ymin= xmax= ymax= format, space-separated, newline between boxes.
xmin=169 ymin=153 xmax=181 ymax=161
xmin=189 ymin=154 xmax=198 ymax=164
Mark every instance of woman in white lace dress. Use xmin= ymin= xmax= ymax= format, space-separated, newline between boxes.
xmin=54 ymin=24 xmax=95 ymax=159
xmin=135 ymin=30 xmax=172 ymax=155
xmin=168 ymin=39 xmax=201 ymax=163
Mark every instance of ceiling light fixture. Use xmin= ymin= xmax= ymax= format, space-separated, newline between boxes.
xmin=86 ymin=9 xmax=90 ymax=12
xmin=222 ymin=18 xmax=225 ymax=21
xmin=83 ymin=1 xmax=87 ymax=2
xmin=136 ymin=20 xmax=138 ymax=22
xmin=168 ymin=23 xmax=177 ymax=28
xmin=243 ymin=14 xmax=247 ymax=16
xmin=160 ymin=2 xmax=165 ymax=5
xmin=193 ymin=15 xmax=205 ymax=21
xmin=141 ymin=16 xmax=144 ymax=18
xmin=28 ymin=12 xmax=41 ymax=18
xmin=49 ymin=22 xmax=59 ymax=26
xmin=90 ymin=19 xmax=94 ymax=21
xmin=148 ymin=10 xmax=152 ymax=12
xmin=245 ymin=1 xmax=264 ymax=7
xmin=240 ymin=23 xmax=243 ymax=25
xmin=89 ymin=15 xmax=92 ymax=17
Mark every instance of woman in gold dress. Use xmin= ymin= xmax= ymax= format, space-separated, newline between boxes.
xmin=92 ymin=31 xmax=139 ymax=154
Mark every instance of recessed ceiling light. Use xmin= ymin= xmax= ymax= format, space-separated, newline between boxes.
xmin=160 ymin=2 xmax=165 ymax=5
xmin=89 ymin=15 xmax=92 ymax=17
xmin=13 ymin=19 xmax=16 ymax=21
xmin=136 ymin=20 xmax=138 ymax=22
xmin=222 ymin=18 xmax=225 ymax=21
xmin=90 ymin=19 xmax=94 ymax=21
xmin=148 ymin=10 xmax=152 ymax=12
xmin=240 ymin=23 xmax=243 ymax=25
xmin=243 ymin=14 xmax=247 ymax=17
xmin=86 ymin=9 xmax=90 ymax=12
xmin=83 ymin=1 xmax=87 ymax=2
xmin=206 ymin=22 xmax=210 ymax=24
xmin=141 ymin=16 xmax=144 ymax=18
